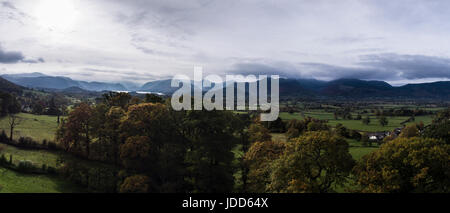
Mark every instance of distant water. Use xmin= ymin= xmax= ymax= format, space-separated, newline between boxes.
xmin=113 ymin=90 xmax=165 ymax=95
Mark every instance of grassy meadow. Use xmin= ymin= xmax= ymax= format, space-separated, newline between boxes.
xmin=0 ymin=167 xmax=83 ymax=193
xmin=0 ymin=143 xmax=60 ymax=168
xmin=0 ymin=113 xmax=60 ymax=142
xmin=279 ymin=111 xmax=434 ymax=132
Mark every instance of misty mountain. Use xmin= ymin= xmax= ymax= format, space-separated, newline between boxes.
xmin=319 ymin=79 xmax=394 ymax=97
xmin=140 ymin=77 xmax=450 ymax=99
xmin=1 ymin=73 xmax=127 ymax=92
xmin=140 ymin=79 xmax=181 ymax=94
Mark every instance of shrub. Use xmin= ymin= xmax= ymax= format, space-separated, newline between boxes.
xmin=17 ymin=160 xmax=38 ymax=172
xmin=47 ymin=141 xmax=58 ymax=150
xmin=0 ymin=154 xmax=8 ymax=165
xmin=47 ymin=166 xmax=57 ymax=174
xmin=17 ymin=137 xmax=38 ymax=148
xmin=0 ymin=130 xmax=8 ymax=143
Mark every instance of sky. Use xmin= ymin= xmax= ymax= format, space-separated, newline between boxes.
xmin=1 ymin=0 xmax=450 ymax=86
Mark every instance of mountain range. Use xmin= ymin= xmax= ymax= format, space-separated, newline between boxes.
xmin=1 ymin=73 xmax=127 ymax=92
xmin=1 ymin=72 xmax=449 ymax=99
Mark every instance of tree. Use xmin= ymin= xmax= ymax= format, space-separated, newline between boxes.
xmin=182 ymin=110 xmax=239 ymax=193
xmin=248 ymin=123 xmax=272 ymax=143
xmin=120 ymin=103 xmax=187 ymax=192
xmin=353 ymin=137 xmax=450 ymax=193
xmin=8 ymin=114 xmax=22 ymax=141
xmin=119 ymin=136 xmax=152 ymax=171
xmin=102 ymin=92 xmax=132 ymax=109
xmin=0 ymin=92 xmax=21 ymax=116
xmin=58 ymin=103 xmax=94 ymax=157
xmin=119 ymin=175 xmax=151 ymax=193
xmin=268 ymin=131 xmax=355 ymax=193
xmin=399 ymin=124 xmax=419 ymax=138
xmin=145 ymin=94 xmax=164 ymax=103
xmin=379 ymin=115 xmax=388 ymax=126
xmin=423 ymin=108 xmax=450 ymax=144
xmin=244 ymin=140 xmax=286 ymax=192
xmin=362 ymin=116 xmax=370 ymax=125
xmin=335 ymin=123 xmax=349 ymax=138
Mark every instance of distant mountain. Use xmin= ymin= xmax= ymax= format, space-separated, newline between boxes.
xmin=140 ymin=77 xmax=450 ymax=99
xmin=1 ymin=73 xmax=127 ymax=92
xmin=296 ymin=79 xmax=328 ymax=91
xmin=3 ymin=72 xmax=449 ymax=99
xmin=140 ymin=79 xmax=194 ymax=94
xmin=319 ymin=79 xmax=394 ymax=97
xmin=0 ymin=77 xmax=23 ymax=94
xmin=396 ymin=81 xmax=450 ymax=99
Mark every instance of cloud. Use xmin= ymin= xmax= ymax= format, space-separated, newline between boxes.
xmin=0 ymin=44 xmax=44 ymax=64
xmin=1 ymin=1 xmax=16 ymax=10
xmin=0 ymin=45 xmax=24 ymax=63
xmin=3 ymin=0 xmax=450 ymax=84
xmin=359 ymin=53 xmax=450 ymax=79
xmin=299 ymin=53 xmax=450 ymax=80
xmin=229 ymin=62 xmax=302 ymax=79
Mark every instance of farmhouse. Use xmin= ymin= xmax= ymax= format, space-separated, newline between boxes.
xmin=367 ymin=132 xmax=389 ymax=142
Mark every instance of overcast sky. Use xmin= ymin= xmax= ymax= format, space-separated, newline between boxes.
xmin=1 ymin=0 xmax=450 ymax=85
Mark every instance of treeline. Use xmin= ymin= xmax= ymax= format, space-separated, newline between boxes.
xmin=56 ymin=93 xmax=250 ymax=192
xmin=0 ymin=92 xmax=21 ymax=116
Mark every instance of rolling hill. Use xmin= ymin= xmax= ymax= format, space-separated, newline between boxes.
xmin=0 ymin=77 xmax=24 ymax=94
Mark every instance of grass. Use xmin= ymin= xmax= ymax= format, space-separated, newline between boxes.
xmin=0 ymin=143 xmax=60 ymax=168
xmin=0 ymin=113 xmax=60 ymax=142
xmin=279 ymin=111 xmax=434 ymax=132
xmin=0 ymin=166 xmax=83 ymax=193
xmin=346 ymin=139 xmax=379 ymax=160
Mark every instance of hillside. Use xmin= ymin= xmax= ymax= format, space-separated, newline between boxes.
xmin=0 ymin=77 xmax=23 ymax=94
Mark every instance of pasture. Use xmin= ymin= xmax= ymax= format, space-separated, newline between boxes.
xmin=0 ymin=113 xmax=60 ymax=142
xmin=0 ymin=143 xmax=60 ymax=168
xmin=279 ymin=111 xmax=434 ymax=132
xmin=0 ymin=167 xmax=83 ymax=193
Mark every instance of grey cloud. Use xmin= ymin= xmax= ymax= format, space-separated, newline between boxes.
xmin=230 ymin=53 xmax=450 ymax=81
xmin=0 ymin=44 xmax=44 ymax=64
xmin=300 ymin=53 xmax=450 ymax=80
xmin=359 ymin=53 xmax=450 ymax=79
xmin=229 ymin=62 xmax=303 ymax=79
xmin=0 ymin=45 xmax=24 ymax=63
xmin=1 ymin=1 xmax=16 ymax=10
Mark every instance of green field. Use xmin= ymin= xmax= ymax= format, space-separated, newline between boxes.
xmin=0 ymin=167 xmax=83 ymax=193
xmin=279 ymin=111 xmax=434 ymax=132
xmin=0 ymin=143 xmax=60 ymax=168
xmin=0 ymin=113 xmax=60 ymax=142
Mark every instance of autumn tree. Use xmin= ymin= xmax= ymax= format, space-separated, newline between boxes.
xmin=244 ymin=140 xmax=286 ymax=192
xmin=119 ymin=175 xmax=151 ymax=193
xmin=58 ymin=103 xmax=94 ymax=157
xmin=102 ymin=92 xmax=132 ymax=109
xmin=399 ymin=124 xmax=419 ymax=138
xmin=285 ymin=118 xmax=329 ymax=139
xmin=145 ymin=94 xmax=164 ymax=103
xmin=119 ymin=103 xmax=186 ymax=192
xmin=248 ymin=123 xmax=272 ymax=143
xmin=353 ymin=137 xmax=450 ymax=193
xmin=268 ymin=131 xmax=355 ymax=193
